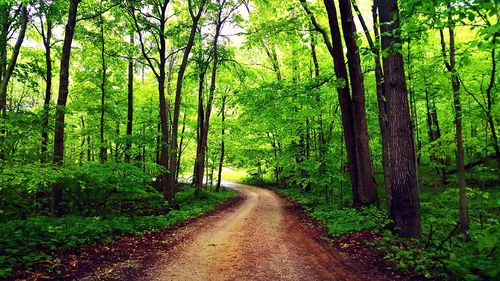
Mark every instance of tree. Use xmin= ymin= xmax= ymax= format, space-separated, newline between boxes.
xmin=33 ymin=0 xmax=63 ymax=163
xmin=127 ymin=0 xmax=176 ymax=205
xmin=439 ymin=7 xmax=470 ymax=232
xmin=167 ymin=0 xmax=207 ymax=203
xmin=194 ymin=0 xmax=240 ymax=195
xmin=125 ymin=32 xmax=134 ymax=162
xmin=376 ymin=0 xmax=421 ymax=237
xmin=300 ymin=0 xmax=377 ymax=207
xmin=52 ymin=0 xmax=81 ymax=217
xmin=0 ymin=3 xmax=28 ymax=154
xmin=352 ymin=0 xmax=392 ymax=207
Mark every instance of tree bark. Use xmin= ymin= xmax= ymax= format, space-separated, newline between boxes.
xmin=485 ymin=37 xmax=499 ymax=174
xmin=0 ymin=4 xmax=27 ymax=117
xmin=99 ymin=2 xmax=107 ymax=163
xmin=125 ymin=33 xmax=134 ymax=162
xmin=52 ymin=0 xmax=80 ymax=217
xmin=193 ymin=48 xmax=208 ymax=185
xmin=195 ymin=6 xmax=222 ymax=195
xmin=168 ymin=0 xmax=206 ymax=204
xmin=338 ymin=0 xmax=377 ymax=205
xmin=353 ymin=1 xmax=392 ymax=207
xmin=377 ymin=0 xmax=421 ymax=237
xmin=40 ymin=14 xmax=53 ymax=164
xmin=439 ymin=20 xmax=470 ymax=232
xmin=216 ymin=95 xmax=226 ymax=192
xmin=320 ymin=0 xmax=360 ymax=207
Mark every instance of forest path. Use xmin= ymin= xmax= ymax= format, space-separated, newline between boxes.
xmin=79 ymin=182 xmax=396 ymax=281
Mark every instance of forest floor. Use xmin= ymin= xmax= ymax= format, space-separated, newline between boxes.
xmin=26 ymin=182 xmax=408 ymax=281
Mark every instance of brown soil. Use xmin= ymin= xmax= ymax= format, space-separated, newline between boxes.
xmin=71 ymin=182 xmax=407 ymax=281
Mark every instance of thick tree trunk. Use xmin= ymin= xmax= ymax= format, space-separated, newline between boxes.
xmin=338 ymin=0 xmax=377 ymax=205
xmin=353 ymin=1 xmax=391 ymax=206
xmin=322 ymin=0 xmax=361 ymax=207
xmin=52 ymin=0 xmax=80 ymax=217
xmin=302 ymin=0 xmax=374 ymax=207
xmin=125 ymin=34 xmax=134 ymax=162
xmin=377 ymin=0 xmax=421 ymax=237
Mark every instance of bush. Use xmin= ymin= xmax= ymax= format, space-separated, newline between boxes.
xmin=278 ymin=186 xmax=500 ymax=280
xmin=0 ymin=188 xmax=236 ymax=279
xmin=0 ymin=162 xmax=162 ymax=219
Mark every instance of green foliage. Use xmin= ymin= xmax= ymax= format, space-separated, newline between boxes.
xmin=278 ymin=185 xmax=500 ymax=280
xmin=277 ymin=187 xmax=389 ymax=236
xmin=0 ymin=162 xmax=162 ymax=219
xmin=0 ymin=188 xmax=236 ymax=279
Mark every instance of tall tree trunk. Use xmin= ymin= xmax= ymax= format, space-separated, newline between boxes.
xmin=338 ymin=0 xmax=377 ymax=205
xmin=301 ymin=0 xmax=371 ymax=207
xmin=41 ymin=19 xmax=53 ymax=163
xmin=168 ymin=0 xmax=206 ymax=204
xmin=0 ymin=4 xmax=27 ymax=160
xmin=195 ymin=11 xmax=222 ymax=195
xmin=377 ymin=0 xmax=421 ymax=237
xmin=321 ymin=0 xmax=360 ymax=207
xmin=52 ymin=0 xmax=80 ymax=217
xmin=216 ymin=95 xmax=226 ymax=192
xmin=193 ymin=59 xmax=207 ymax=185
xmin=485 ymin=38 xmax=499 ymax=174
xmin=352 ymin=1 xmax=391 ymax=207
xmin=0 ymin=5 xmax=27 ymax=117
xmin=125 ymin=34 xmax=134 ymax=162
xmin=372 ymin=5 xmax=391 ymax=207
xmin=176 ymin=112 xmax=187 ymax=180
xmin=439 ymin=21 xmax=470 ymax=232
xmin=157 ymin=4 xmax=171 ymax=204
xmin=99 ymin=3 xmax=107 ymax=163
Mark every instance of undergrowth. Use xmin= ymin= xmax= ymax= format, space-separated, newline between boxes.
xmin=277 ymin=186 xmax=500 ymax=280
xmin=0 ymin=188 xmax=236 ymax=279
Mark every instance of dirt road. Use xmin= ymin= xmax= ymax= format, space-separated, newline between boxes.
xmin=78 ymin=182 xmax=399 ymax=281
